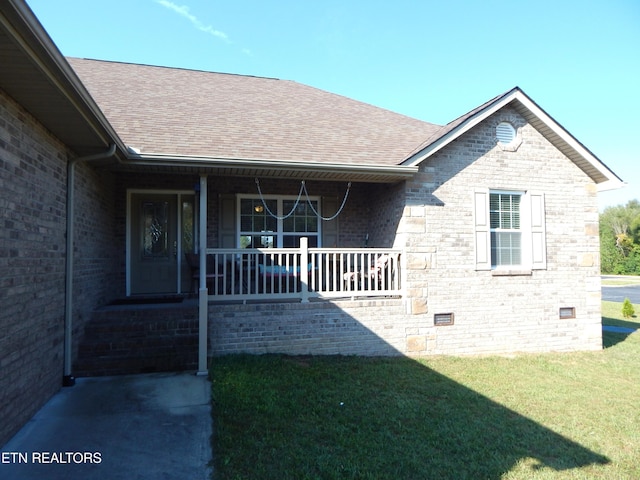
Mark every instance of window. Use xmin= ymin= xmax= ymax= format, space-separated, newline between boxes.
xmin=490 ymin=192 xmax=522 ymax=267
xmin=238 ymin=196 xmax=320 ymax=248
xmin=474 ymin=189 xmax=546 ymax=271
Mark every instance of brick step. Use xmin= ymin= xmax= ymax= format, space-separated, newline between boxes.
xmin=74 ymin=304 xmax=199 ymax=377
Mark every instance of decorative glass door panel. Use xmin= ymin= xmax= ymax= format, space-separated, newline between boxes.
xmin=142 ymin=201 xmax=169 ymax=258
xmin=129 ymin=193 xmax=195 ymax=295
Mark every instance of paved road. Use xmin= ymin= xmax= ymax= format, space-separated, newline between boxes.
xmin=602 ymin=284 xmax=640 ymax=304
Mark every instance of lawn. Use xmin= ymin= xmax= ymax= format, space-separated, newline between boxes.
xmin=601 ymin=277 xmax=640 ymax=286
xmin=210 ymin=303 xmax=640 ymax=480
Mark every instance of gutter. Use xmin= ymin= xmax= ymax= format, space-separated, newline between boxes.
xmin=63 ymin=144 xmax=117 ymax=387
xmin=125 ymin=152 xmax=419 ymax=181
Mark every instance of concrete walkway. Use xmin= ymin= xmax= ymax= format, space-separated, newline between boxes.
xmin=0 ymin=372 xmax=212 ymax=480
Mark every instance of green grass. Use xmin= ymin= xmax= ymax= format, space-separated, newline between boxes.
xmin=601 ymin=276 xmax=640 ymax=286
xmin=211 ymin=303 xmax=640 ymax=480
xmin=602 ymin=300 xmax=639 ymax=332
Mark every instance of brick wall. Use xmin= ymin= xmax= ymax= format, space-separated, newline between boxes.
xmin=71 ymin=162 xmax=118 ymax=356
xmin=110 ymin=175 xmax=368 ymax=257
xmin=74 ymin=303 xmax=198 ymax=376
xmin=0 ymin=91 xmax=69 ymax=446
xmin=0 ymin=90 xmax=121 ymax=446
xmin=405 ymin=106 xmax=602 ymax=354
xmin=207 ymin=106 xmax=603 ymax=358
xmin=209 ymin=299 xmax=422 ymax=356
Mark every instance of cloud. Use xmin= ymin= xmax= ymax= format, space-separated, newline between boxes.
xmin=155 ymin=0 xmax=230 ymax=42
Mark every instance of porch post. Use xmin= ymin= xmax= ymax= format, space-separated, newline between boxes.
xmin=197 ymin=174 xmax=208 ymax=376
xmin=300 ymin=237 xmax=309 ymax=303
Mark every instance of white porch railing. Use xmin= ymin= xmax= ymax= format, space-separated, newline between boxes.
xmin=201 ymin=240 xmax=402 ymax=302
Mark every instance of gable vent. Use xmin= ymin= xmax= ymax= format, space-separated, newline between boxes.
xmin=496 ymin=122 xmax=516 ymax=144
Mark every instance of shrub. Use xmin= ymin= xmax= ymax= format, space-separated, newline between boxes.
xmin=622 ymin=298 xmax=635 ymax=318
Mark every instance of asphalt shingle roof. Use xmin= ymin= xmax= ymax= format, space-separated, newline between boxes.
xmin=67 ymin=58 xmax=443 ymax=167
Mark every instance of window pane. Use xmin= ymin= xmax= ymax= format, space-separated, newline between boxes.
xmin=490 ymin=211 xmax=499 ymax=229
xmin=295 ymin=216 xmax=306 ymax=232
xmin=240 ymin=198 xmax=319 ymax=248
xmin=240 ymin=199 xmax=277 ymax=233
xmin=182 ymin=200 xmax=194 ymax=253
xmin=491 ymin=232 xmax=522 ymax=266
xmin=240 ymin=235 xmax=252 ymax=249
xmin=490 ymin=193 xmax=521 ymax=230
xmin=283 ymin=235 xmax=318 ymax=248
xmin=282 ymin=200 xmax=319 ymax=234
xmin=240 ymin=200 xmax=253 ymax=215
xmin=241 ymin=234 xmax=275 ymax=249
xmin=240 ymin=215 xmax=252 ymax=231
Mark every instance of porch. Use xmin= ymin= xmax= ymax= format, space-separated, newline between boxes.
xmin=195 ymin=241 xmax=403 ymax=302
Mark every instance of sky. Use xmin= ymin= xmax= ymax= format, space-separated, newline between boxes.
xmin=26 ymin=0 xmax=638 ymax=211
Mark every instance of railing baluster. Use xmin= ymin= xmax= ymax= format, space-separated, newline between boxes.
xmin=203 ymin=246 xmax=402 ymax=301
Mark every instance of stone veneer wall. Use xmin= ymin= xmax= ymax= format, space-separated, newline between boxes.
xmin=402 ymin=106 xmax=602 ymax=354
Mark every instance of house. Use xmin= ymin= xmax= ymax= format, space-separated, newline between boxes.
xmin=0 ymin=0 xmax=623 ymax=446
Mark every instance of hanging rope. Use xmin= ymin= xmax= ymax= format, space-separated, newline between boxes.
xmin=254 ymin=178 xmax=351 ymax=221
xmin=255 ymin=178 xmax=304 ymax=220
xmin=302 ymin=181 xmax=351 ymax=221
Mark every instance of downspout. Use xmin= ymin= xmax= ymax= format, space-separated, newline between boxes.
xmin=63 ymin=144 xmax=117 ymax=387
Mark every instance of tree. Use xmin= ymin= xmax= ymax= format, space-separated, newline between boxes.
xmin=622 ymin=298 xmax=635 ymax=319
xmin=600 ymin=200 xmax=640 ymax=275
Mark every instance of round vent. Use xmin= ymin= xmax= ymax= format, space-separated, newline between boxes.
xmin=496 ymin=122 xmax=516 ymax=144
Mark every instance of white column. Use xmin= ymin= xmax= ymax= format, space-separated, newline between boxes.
xmin=197 ymin=174 xmax=208 ymax=376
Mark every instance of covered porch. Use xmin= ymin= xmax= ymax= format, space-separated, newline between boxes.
xmin=198 ymin=243 xmax=403 ymax=302
xmin=98 ymin=164 xmax=426 ymax=374
xmin=188 ymin=172 xmax=411 ymax=373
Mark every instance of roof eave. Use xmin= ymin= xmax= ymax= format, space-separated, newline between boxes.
xmin=1 ymin=0 xmax=127 ymax=157
xmin=118 ymin=153 xmax=418 ymax=183
xmin=403 ymin=88 xmax=624 ymax=189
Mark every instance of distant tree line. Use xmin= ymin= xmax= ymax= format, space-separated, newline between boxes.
xmin=600 ymin=199 xmax=640 ymax=275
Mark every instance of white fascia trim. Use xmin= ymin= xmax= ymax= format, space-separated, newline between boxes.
xmin=511 ymin=92 xmax=623 ymax=188
xmin=403 ymin=90 xmax=522 ymax=166
xmin=126 ymin=153 xmax=419 ymax=177
xmin=404 ymin=90 xmax=623 ymax=188
xmin=597 ymin=179 xmax=628 ymax=192
xmin=10 ymin=0 xmax=127 ymax=152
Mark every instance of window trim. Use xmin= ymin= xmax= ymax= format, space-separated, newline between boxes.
xmin=490 ymin=190 xmax=525 ymax=270
xmin=474 ymin=188 xmax=546 ymax=273
xmin=237 ymin=194 xmax=322 ymax=248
